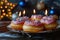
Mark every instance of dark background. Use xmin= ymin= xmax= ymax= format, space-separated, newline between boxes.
xmin=0 ymin=0 xmax=60 ymax=21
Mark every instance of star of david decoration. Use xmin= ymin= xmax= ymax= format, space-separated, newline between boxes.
xmin=0 ymin=0 xmax=17 ymax=20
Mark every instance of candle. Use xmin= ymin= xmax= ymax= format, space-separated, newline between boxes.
xmin=33 ymin=9 xmax=36 ymax=14
xmin=45 ymin=9 xmax=48 ymax=16
xmin=19 ymin=11 xmax=21 ymax=17
xmin=23 ymin=10 xmax=25 ymax=16
xmin=34 ymin=16 xmax=36 ymax=20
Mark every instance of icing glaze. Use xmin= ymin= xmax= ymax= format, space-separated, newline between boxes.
xmin=31 ymin=15 xmax=43 ymax=19
xmin=24 ymin=20 xmax=43 ymax=26
xmin=12 ymin=16 xmax=29 ymax=24
xmin=40 ymin=16 xmax=55 ymax=24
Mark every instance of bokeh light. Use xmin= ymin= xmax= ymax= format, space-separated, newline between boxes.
xmin=1 ymin=2 xmax=3 ymax=5
xmin=19 ymin=1 xmax=25 ymax=7
xmin=7 ymin=3 xmax=9 ymax=5
xmin=7 ymin=9 xmax=11 ymax=11
xmin=1 ymin=15 xmax=3 ymax=18
xmin=3 ymin=13 xmax=6 ymax=16
xmin=0 ymin=6 xmax=3 ymax=8
xmin=6 ymin=14 xmax=8 ymax=17
xmin=2 ymin=9 xmax=5 ymax=12
xmin=8 ymin=12 xmax=12 ymax=15
xmin=5 ymin=6 xmax=7 ymax=8
xmin=49 ymin=10 xmax=54 ymax=15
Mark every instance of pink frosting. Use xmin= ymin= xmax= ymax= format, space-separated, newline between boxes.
xmin=31 ymin=15 xmax=43 ymax=19
xmin=12 ymin=16 xmax=29 ymax=24
xmin=12 ymin=21 xmax=24 ymax=24
xmin=16 ymin=16 xmax=29 ymax=21
xmin=24 ymin=20 xmax=43 ymax=26
xmin=40 ymin=16 xmax=55 ymax=24
xmin=22 ymin=16 xmax=29 ymax=20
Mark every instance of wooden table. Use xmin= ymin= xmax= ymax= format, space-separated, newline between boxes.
xmin=0 ymin=21 xmax=11 ymax=33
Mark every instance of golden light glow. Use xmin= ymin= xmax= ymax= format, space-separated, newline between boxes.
xmin=8 ymin=12 xmax=12 ymax=14
xmin=5 ymin=6 xmax=7 ymax=8
xmin=3 ymin=0 xmax=4 ymax=1
xmin=1 ymin=15 xmax=3 ymax=18
xmin=3 ymin=13 xmax=6 ymax=15
xmin=1 ymin=2 xmax=3 ymax=5
xmin=0 ymin=6 xmax=3 ymax=8
xmin=10 ymin=15 xmax=12 ymax=17
xmin=5 ymin=0 xmax=7 ymax=3
xmin=23 ymin=10 xmax=25 ymax=15
xmin=7 ymin=3 xmax=9 ymax=5
xmin=33 ymin=9 xmax=36 ymax=14
xmin=13 ymin=4 xmax=15 ymax=7
xmin=6 ymin=14 xmax=8 ymax=17
xmin=0 ymin=0 xmax=17 ymax=19
xmin=11 ymin=7 xmax=13 ymax=9
xmin=2 ymin=10 xmax=5 ymax=12
xmin=19 ymin=11 xmax=21 ymax=16
xmin=8 ymin=9 xmax=11 ymax=11
xmin=2 ymin=0 xmax=5 ymax=1
xmin=10 ymin=3 xmax=12 ymax=6
xmin=45 ymin=9 xmax=48 ymax=16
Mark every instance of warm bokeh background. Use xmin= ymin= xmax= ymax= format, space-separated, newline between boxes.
xmin=0 ymin=0 xmax=60 ymax=21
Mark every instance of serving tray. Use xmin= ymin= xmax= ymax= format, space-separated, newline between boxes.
xmin=7 ymin=20 xmax=60 ymax=37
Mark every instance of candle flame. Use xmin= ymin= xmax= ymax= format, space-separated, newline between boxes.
xmin=19 ymin=11 xmax=21 ymax=16
xmin=23 ymin=10 xmax=25 ymax=15
xmin=33 ymin=9 xmax=36 ymax=14
xmin=45 ymin=9 xmax=48 ymax=16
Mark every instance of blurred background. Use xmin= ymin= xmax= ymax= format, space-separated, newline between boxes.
xmin=0 ymin=0 xmax=60 ymax=40
xmin=0 ymin=0 xmax=60 ymax=21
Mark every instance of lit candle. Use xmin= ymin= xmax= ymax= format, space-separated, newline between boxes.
xmin=33 ymin=9 xmax=36 ymax=14
xmin=45 ymin=9 xmax=48 ymax=16
xmin=19 ymin=11 xmax=21 ymax=17
xmin=23 ymin=10 xmax=25 ymax=16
